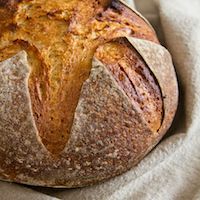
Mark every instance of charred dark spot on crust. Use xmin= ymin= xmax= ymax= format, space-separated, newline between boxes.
xmin=98 ymin=0 xmax=112 ymax=8
xmin=14 ymin=39 xmax=30 ymax=48
xmin=110 ymin=0 xmax=123 ymax=14
xmin=0 ymin=0 xmax=22 ymax=11
xmin=0 ymin=0 xmax=7 ymax=7
xmin=7 ymin=23 xmax=18 ymax=32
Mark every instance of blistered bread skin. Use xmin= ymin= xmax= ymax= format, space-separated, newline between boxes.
xmin=0 ymin=0 xmax=178 ymax=187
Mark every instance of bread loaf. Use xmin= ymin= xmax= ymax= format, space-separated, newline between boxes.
xmin=0 ymin=0 xmax=178 ymax=187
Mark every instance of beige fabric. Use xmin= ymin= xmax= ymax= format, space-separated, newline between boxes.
xmin=1 ymin=0 xmax=200 ymax=199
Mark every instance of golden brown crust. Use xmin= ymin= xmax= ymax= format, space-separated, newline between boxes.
xmin=95 ymin=39 xmax=163 ymax=132
xmin=0 ymin=0 xmax=178 ymax=188
xmin=0 ymin=0 xmax=159 ymax=154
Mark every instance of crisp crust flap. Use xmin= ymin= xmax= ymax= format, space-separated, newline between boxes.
xmin=126 ymin=37 xmax=179 ymax=139
xmin=0 ymin=51 xmax=52 ymax=185
xmin=60 ymin=58 xmax=154 ymax=187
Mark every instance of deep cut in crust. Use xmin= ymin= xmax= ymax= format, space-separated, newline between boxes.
xmin=0 ymin=0 xmax=178 ymax=188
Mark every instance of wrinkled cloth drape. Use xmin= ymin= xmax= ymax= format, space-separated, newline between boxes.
xmin=1 ymin=0 xmax=200 ymax=199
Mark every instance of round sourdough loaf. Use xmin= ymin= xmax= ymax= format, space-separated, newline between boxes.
xmin=0 ymin=0 xmax=178 ymax=187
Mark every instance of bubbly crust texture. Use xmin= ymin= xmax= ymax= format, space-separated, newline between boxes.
xmin=0 ymin=0 xmax=178 ymax=187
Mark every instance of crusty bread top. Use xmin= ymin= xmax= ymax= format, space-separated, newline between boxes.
xmin=0 ymin=1 xmax=178 ymax=188
xmin=0 ymin=43 xmax=178 ymax=187
xmin=0 ymin=0 xmax=161 ymax=155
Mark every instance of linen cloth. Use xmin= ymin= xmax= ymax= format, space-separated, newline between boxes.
xmin=1 ymin=0 xmax=200 ymax=199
